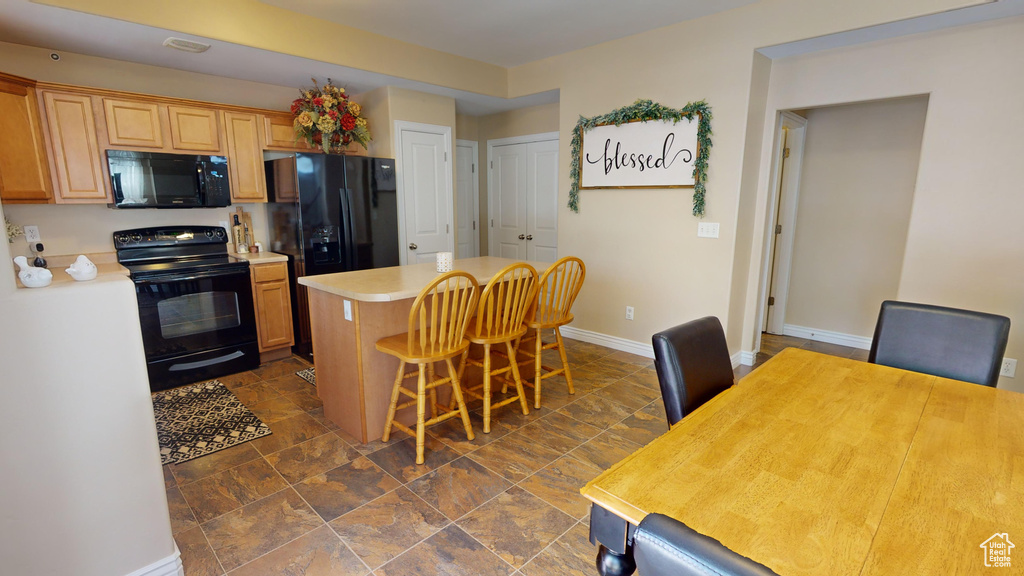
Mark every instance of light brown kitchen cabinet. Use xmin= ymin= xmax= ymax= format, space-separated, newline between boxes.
xmin=103 ymin=98 xmax=163 ymax=148
xmin=251 ymin=261 xmax=294 ymax=358
xmin=223 ymin=111 xmax=266 ymax=202
xmin=41 ymin=91 xmax=109 ymax=202
xmin=0 ymin=73 xmax=53 ymax=203
xmin=261 ymin=112 xmax=309 ymax=151
xmin=167 ymin=105 xmax=221 ymax=152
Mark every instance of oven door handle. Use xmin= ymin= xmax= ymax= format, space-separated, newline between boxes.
xmin=133 ymin=269 xmax=248 ymax=284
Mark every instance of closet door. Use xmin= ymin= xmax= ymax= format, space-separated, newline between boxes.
xmin=488 ymin=135 xmax=558 ymax=262
xmin=526 ymin=139 xmax=559 ymax=263
xmin=490 ymin=143 xmax=528 ymax=259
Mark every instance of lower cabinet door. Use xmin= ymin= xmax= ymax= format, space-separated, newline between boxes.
xmin=253 ymin=274 xmax=294 ymax=352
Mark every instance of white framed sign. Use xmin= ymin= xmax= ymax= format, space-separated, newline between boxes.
xmin=580 ymin=117 xmax=700 ymax=189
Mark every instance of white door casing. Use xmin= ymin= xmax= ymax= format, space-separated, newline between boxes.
xmin=455 ymin=140 xmax=480 ymax=258
xmin=395 ymin=121 xmax=453 ymax=265
xmin=761 ymin=111 xmax=808 ymax=335
xmin=487 ymin=132 xmax=559 ymax=263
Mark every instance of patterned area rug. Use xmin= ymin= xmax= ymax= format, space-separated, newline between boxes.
xmin=153 ymin=380 xmax=272 ymax=465
xmin=296 ymin=367 xmax=316 ymax=386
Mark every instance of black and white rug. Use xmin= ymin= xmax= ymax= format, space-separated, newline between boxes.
xmin=296 ymin=367 xmax=316 ymax=386
xmin=153 ymin=380 xmax=272 ymax=465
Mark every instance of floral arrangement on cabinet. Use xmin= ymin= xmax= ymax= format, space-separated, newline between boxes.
xmin=291 ymin=78 xmax=371 ymax=153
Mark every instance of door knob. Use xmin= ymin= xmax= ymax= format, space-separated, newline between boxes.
xmin=518 ymin=234 xmax=525 ymax=240
xmin=526 ymin=235 xmax=533 ymax=241
xmin=408 ymin=243 xmax=418 ymax=250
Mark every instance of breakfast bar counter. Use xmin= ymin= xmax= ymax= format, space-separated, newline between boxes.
xmin=298 ymin=256 xmax=549 ymax=442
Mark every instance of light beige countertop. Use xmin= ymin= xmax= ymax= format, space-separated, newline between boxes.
xmin=13 ymin=252 xmax=129 ymax=289
xmin=298 ymin=256 xmax=552 ymax=302
xmin=230 ymin=251 xmax=289 ymax=264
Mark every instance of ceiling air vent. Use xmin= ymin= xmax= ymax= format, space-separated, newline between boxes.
xmin=162 ymin=37 xmax=211 ymax=53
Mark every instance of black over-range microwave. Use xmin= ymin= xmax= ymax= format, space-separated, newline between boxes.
xmin=107 ymin=150 xmax=231 ymax=209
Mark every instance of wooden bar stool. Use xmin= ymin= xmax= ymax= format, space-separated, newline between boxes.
xmin=376 ymin=271 xmax=480 ymax=464
xmin=514 ymin=256 xmax=585 ymax=409
xmin=458 ymin=262 xmax=539 ymax=433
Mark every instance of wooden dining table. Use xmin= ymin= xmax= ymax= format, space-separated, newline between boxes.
xmin=582 ymin=347 xmax=1024 ymax=575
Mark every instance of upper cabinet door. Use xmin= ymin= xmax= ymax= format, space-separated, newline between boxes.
xmin=168 ymin=105 xmax=221 ymax=152
xmin=0 ymin=75 xmax=53 ymax=203
xmin=103 ymin=98 xmax=163 ymax=148
xmin=42 ymin=91 xmax=109 ymax=202
xmin=223 ymin=111 xmax=267 ymax=202
xmin=261 ymin=112 xmax=309 ymax=151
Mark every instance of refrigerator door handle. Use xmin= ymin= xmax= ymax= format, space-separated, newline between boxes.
xmin=340 ymin=187 xmax=357 ymax=269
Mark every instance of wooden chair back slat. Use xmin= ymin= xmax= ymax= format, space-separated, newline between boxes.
xmin=408 ymin=271 xmax=479 ymax=356
xmin=475 ymin=263 xmax=539 ymax=340
xmin=535 ymin=257 xmax=585 ymax=325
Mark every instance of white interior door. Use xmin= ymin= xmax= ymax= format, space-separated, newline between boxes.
xmin=455 ymin=140 xmax=479 ymax=258
xmin=527 ymin=139 xmax=559 ymax=263
xmin=490 ymin=143 xmax=528 ymax=259
xmin=396 ymin=122 xmax=452 ymax=265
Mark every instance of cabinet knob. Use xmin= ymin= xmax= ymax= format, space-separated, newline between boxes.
xmin=408 ymin=243 xmax=418 ymax=250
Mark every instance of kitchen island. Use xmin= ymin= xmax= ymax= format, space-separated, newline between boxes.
xmin=298 ymin=256 xmax=549 ymax=443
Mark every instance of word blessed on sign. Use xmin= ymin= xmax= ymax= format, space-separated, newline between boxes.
xmin=580 ymin=118 xmax=699 ymax=189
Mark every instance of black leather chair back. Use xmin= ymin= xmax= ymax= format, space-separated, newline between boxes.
xmin=634 ymin=514 xmax=780 ymax=576
xmin=652 ymin=316 xmax=734 ymax=427
xmin=868 ymin=300 xmax=1010 ymax=387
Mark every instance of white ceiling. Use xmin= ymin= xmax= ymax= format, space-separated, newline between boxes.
xmin=0 ymin=0 xmax=1022 ymax=115
xmin=257 ymin=0 xmax=758 ymax=68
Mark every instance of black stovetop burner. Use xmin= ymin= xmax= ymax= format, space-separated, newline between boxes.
xmin=113 ymin=225 xmax=248 ymax=279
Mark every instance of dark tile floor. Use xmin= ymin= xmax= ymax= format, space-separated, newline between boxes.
xmin=165 ymin=333 xmax=864 ymax=575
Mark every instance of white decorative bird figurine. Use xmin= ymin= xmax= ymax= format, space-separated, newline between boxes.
xmin=13 ymin=255 xmax=53 ymax=288
xmin=65 ymin=254 xmax=98 ymax=281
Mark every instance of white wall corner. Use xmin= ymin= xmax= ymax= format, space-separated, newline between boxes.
xmin=559 ymin=326 xmax=654 ymax=359
xmin=124 ymin=546 xmax=183 ymax=576
xmin=782 ymin=324 xmax=872 ymax=350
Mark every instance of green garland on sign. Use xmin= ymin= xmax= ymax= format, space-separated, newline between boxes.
xmin=569 ymin=99 xmax=713 ymax=216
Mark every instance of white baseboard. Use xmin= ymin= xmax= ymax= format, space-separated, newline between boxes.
xmin=559 ymin=326 xmax=749 ymax=369
xmin=782 ymin=324 xmax=871 ymax=350
xmin=125 ymin=546 xmax=183 ymax=576
xmin=559 ymin=326 xmax=654 ymax=359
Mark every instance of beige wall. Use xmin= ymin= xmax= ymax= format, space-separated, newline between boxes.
xmin=0 ymin=260 xmax=176 ymax=575
xmin=500 ymin=0 xmax=977 ymax=350
xmin=785 ymin=97 xmax=927 ymax=337
xmin=749 ymin=16 xmax=1024 ymax=391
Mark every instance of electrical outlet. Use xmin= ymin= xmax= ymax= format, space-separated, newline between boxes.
xmin=625 ymin=306 xmax=634 ymax=321
xmin=697 ymin=222 xmax=720 ymax=238
xmin=24 ymin=225 xmax=40 ymax=243
xmin=1000 ymin=358 xmax=1016 ymax=378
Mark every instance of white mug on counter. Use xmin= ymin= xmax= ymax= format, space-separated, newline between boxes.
xmin=436 ymin=251 xmax=453 ymax=273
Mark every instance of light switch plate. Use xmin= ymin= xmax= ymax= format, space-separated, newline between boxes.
xmin=343 ymin=299 xmax=353 ymax=322
xmin=697 ymin=222 xmax=720 ymax=238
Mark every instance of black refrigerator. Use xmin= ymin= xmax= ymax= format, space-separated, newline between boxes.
xmin=265 ymin=153 xmax=399 ymax=358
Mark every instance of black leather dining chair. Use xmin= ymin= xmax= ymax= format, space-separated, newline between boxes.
xmin=652 ymin=316 xmax=734 ymax=427
xmin=868 ymin=300 xmax=1010 ymax=387
xmin=634 ymin=514 xmax=780 ymax=576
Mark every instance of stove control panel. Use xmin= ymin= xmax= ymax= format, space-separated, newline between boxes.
xmin=113 ymin=226 xmax=228 ymax=249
